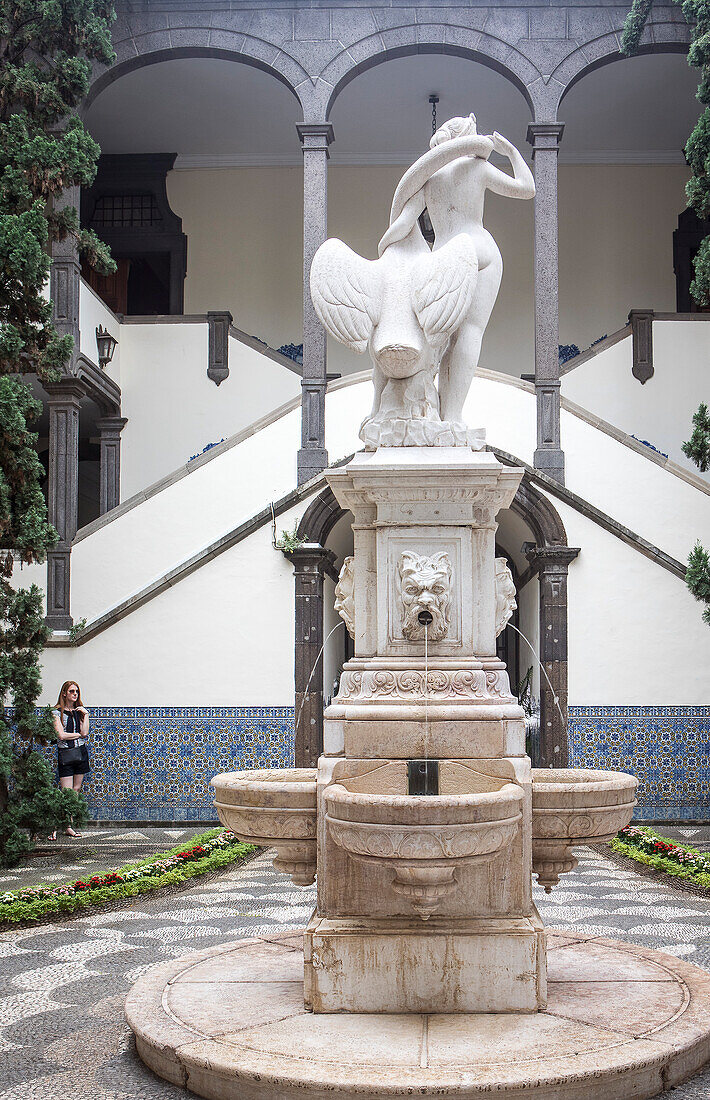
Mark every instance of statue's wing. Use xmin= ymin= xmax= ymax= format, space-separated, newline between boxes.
xmin=310 ymin=239 xmax=381 ymax=353
xmin=410 ymin=234 xmax=478 ymax=345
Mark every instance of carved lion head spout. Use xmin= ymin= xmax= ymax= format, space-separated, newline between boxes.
xmin=397 ymin=551 xmax=453 ymax=642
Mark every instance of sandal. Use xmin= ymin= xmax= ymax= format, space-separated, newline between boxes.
xmin=47 ymin=832 xmax=57 ymax=841
xmin=64 ymin=827 xmax=82 ymax=838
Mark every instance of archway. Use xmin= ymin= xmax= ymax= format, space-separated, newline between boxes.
xmin=556 ymin=50 xmax=699 ymax=351
xmin=292 ymin=472 xmax=575 ymax=768
xmin=323 ymin=51 xmax=535 ymax=382
xmin=82 ymin=53 xmax=303 ymax=344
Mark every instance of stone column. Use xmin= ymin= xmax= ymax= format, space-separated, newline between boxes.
xmin=96 ymin=416 xmax=128 ymax=514
xmin=45 ymin=380 xmax=84 ymax=629
xmin=45 ymin=184 xmax=82 ymax=630
xmin=296 ymin=123 xmax=334 ymax=487
xmin=525 ymin=544 xmax=579 ymax=768
xmin=50 ymin=184 xmax=81 ymax=354
xmin=291 ymin=545 xmax=337 ymax=767
xmin=527 ymin=124 xmax=565 ymax=486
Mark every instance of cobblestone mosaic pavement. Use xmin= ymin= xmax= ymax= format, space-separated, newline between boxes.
xmin=0 ymin=828 xmax=207 ymax=893
xmin=1 ymin=839 xmax=710 ymax=1099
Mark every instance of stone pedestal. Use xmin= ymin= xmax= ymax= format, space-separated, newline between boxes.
xmin=305 ymin=911 xmax=546 ymax=1014
xmin=126 ymin=931 xmax=710 ymax=1100
xmin=302 ymin=447 xmax=540 ymax=1013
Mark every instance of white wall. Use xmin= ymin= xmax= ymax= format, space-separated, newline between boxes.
xmin=65 ymin=371 xmax=710 ymax=627
xmin=37 ymin=504 xmax=301 ymax=706
xmin=71 ymin=399 xmax=302 ymax=624
xmin=167 ymin=167 xmax=303 ymax=353
xmin=79 ymin=279 xmax=121 ymax=383
xmin=23 ymin=372 xmax=710 ymax=710
xmin=563 ymin=321 xmax=710 ymax=476
xmin=558 ymin=497 xmax=710 ymax=705
xmin=561 ymin=397 xmax=710 ymax=567
xmin=117 ymin=322 xmax=301 ymax=499
xmin=164 ymin=164 xmax=688 ymax=382
xmin=558 ymin=167 xmax=686 ymax=352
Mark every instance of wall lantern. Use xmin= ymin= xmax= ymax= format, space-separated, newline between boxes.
xmin=96 ymin=325 xmax=118 ymax=369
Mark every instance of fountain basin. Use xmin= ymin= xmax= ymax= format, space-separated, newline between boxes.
xmin=211 ymin=768 xmax=317 ymax=885
xmin=324 ymin=766 xmax=523 ymax=919
xmin=531 ymin=768 xmax=638 ymax=891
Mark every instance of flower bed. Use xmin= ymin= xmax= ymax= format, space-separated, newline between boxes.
xmin=610 ymin=825 xmax=710 ymax=890
xmin=0 ymin=829 xmax=255 ymax=927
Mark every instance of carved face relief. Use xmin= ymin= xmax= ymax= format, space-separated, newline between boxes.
xmin=494 ymin=557 xmax=517 ymax=637
xmin=397 ymin=551 xmax=452 ymax=642
xmin=334 ymin=556 xmax=355 ymax=639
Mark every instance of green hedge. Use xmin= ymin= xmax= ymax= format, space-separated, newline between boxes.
xmin=610 ymin=825 xmax=710 ymax=890
xmin=0 ymin=828 xmax=256 ymax=926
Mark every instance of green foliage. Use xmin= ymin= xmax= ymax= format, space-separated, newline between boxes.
xmin=0 ymin=829 xmax=255 ymax=926
xmin=68 ymin=617 xmax=87 ymax=642
xmin=0 ymin=0 xmax=115 ymax=867
xmin=610 ymin=826 xmax=710 ymax=889
xmin=622 ymin=0 xmax=710 ymax=305
xmin=276 ymin=525 xmax=306 ymax=553
xmin=682 ymin=402 xmax=710 ymax=471
xmin=620 ymin=0 xmax=654 ymax=54
xmin=686 ymin=541 xmax=710 ymax=624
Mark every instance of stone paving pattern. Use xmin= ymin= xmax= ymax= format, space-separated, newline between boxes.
xmin=0 ymin=828 xmax=206 ymax=893
xmin=1 ymin=827 xmax=709 ymax=1099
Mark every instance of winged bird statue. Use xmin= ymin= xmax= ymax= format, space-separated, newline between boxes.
xmin=309 ymin=115 xmax=535 ymax=449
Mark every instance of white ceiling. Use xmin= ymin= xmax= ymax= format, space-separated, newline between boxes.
xmin=84 ymin=51 xmax=701 ymax=167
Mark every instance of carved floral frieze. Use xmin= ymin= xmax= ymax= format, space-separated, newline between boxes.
xmin=336 ymin=668 xmax=514 ymax=703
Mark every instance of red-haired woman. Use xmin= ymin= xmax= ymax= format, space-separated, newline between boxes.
xmin=48 ymin=680 xmax=90 ymax=840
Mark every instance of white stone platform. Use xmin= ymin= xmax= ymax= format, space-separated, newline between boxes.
xmin=126 ymin=930 xmax=710 ymax=1099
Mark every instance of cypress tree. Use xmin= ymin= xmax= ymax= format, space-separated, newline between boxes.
xmin=0 ymin=0 xmax=116 ymax=865
xmin=682 ymin=402 xmax=710 ymax=472
xmin=682 ymin=406 xmax=710 ymax=626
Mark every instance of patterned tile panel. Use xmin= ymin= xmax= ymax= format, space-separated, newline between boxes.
xmin=38 ymin=707 xmax=295 ymax=822
xmin=568 ymin=706 xmax=710 ymax=821
xmin=27 ymin=705 xmax=710 ymax=822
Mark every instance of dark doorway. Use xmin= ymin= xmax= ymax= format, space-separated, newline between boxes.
xmin=81 ymin=154 xmax=187 ymax=316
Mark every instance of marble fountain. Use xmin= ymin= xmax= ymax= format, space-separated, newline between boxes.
xmin=127 ymin=116 xmax=710 ymax=1099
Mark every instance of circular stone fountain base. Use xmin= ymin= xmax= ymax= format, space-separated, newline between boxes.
xmin=126 ymin=930 xmax=710 ymax=1100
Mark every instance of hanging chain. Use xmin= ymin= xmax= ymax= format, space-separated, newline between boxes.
xmin=429 ymin=94 xmax=439 ymax=137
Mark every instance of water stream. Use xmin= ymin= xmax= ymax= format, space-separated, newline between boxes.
xmin=423 ymin=621 xmax=429 ymax=763
xmin=506 ymin=622 xmax=567 ymax=731
xmin=293 ymin=620 xmax=345 ymax=739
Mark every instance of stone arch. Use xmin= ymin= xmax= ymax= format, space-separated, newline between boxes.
xmin=84 ymin=43 xmax=305 ymax=115
xmin=318 ymin=32 xmax=540 ymax=121
xmin=553 ymin=35 xmax=690 ymax=119
xmin=291 ymin=471 xmax=577 ymax=767
xmin=511 ymin=478 xmax=568 ymax=548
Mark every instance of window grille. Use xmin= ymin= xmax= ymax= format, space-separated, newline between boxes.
xmin=91 ymin=194 xmax=161 ymax=228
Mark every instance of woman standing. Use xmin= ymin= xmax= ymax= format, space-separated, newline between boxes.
xmin=49 ymin=680 xmax=90 ymax=840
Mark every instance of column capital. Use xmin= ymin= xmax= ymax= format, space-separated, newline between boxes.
xmin=297 ymin=122 xmax=335 ymax=156
xmin=44 ymin=378 xmax=86 ymax=404
xmin=287 ymin=544 xmax=338 ymax=580
xmin=95 ymin=415 xmax=128 ymax=436
xmin=526 ymin=122 xmax=565 ymax=154
xmin=525 ymin=544 xmax=580 ymax=574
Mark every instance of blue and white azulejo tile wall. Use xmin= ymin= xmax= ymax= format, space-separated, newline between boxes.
xmin=57 ymin=707 xmax=294 ymax=822
xmin=40 ymin=705 xmax=709 ymax=823
xmin=568 ymin=706 xmax=710 ymax=822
